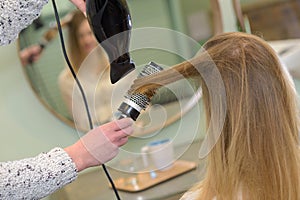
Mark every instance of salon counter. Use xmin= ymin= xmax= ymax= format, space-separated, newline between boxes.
xmin=50 ymin=140 xmax=203 ymax=200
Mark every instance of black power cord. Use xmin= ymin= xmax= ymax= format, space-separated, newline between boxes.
xmin=51 ymin=1 xmax=121 ymax=199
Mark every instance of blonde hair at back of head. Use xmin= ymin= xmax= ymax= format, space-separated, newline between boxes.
xmin=130 ymin=32 xmax=300 ymax=200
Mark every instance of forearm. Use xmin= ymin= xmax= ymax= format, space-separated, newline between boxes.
xmin=0 ymin=148 xmax=78 ymax=199
xmin=64 ymin=141 xmax=90 ymax=172
xmin=0 ymin=0 xmax=48 ymax=45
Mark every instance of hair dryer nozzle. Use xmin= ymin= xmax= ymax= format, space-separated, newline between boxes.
xmin=86 ymin=0 xmax=135 ymax=84
xmin=110 ymin=61 xmax=135 ymax=84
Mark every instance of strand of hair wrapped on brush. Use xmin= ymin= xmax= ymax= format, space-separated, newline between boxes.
xmin=128 ymin=50 xmax=216 ymax=101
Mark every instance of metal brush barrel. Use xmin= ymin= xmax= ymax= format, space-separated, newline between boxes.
xmin=138 ymin=62 xmax=164 ymax=78
xmin=115 ymin=62 xmax=164 ymax=120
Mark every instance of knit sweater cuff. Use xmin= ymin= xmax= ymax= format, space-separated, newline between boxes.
xmin=47 ymin=147 xmax=79 ymax=184
xmin=0 ymin=147 xmax=78 ymax=199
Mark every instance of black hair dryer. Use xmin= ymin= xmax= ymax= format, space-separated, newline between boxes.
xmin=86 ymin=0 xmax=135 ymax=84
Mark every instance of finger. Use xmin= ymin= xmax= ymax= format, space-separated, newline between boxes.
xmin=105 ymin=125 xmax=133 ymax=143
xmin=117 ymin=125 xmax=134 ymax=137
xmin=117 ymin=136 xmax=129 ymax=147
xmin=109 ymin=118 xmax=134 ymax=131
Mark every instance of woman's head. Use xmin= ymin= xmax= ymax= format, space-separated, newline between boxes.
xmin=67 ymin=10 xmax=98 ymax=71
xmin=198 ymin=32 xmax=300 ymax=200
xmin=130 ymin=32 xmax=300 ymax=199
xmin=77 ymin=19 xmax=98 ymax=55
xmin=200 ymin=32 xmax=299 ymax=151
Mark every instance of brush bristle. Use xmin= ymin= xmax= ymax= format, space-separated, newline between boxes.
xmin=125 ymin=62 xmax=164 ymax=109
xmin=125 ymin=93 xmax=150 ymax=109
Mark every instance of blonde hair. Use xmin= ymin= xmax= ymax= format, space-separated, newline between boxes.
xmin=130 ymin=32 xmax=300 ymax=200
xmin=67 ymin=10 xmax=87 ymax=72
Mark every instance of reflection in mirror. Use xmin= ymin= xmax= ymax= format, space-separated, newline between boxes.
xmin=18 ymin=3 xmax=77 ymax=128
xmin=17 ymin=1 xmax=209 ymax=134
xmin=57 ymin=10 xmax=111 ymax=131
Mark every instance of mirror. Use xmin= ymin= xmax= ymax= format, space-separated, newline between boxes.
xmin=17 ymin=2 xmax=76 ymax=128
xmin=17 ymin=1 xmax=216 ymax=133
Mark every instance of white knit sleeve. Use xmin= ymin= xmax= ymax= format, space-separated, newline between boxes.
xmin=0 ymin=147 xmax=78 ymax=199
xmin=0 ymin=0 xmax=48 ymax=46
